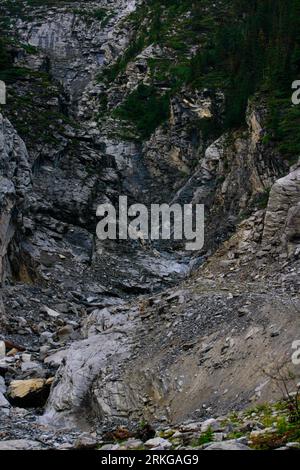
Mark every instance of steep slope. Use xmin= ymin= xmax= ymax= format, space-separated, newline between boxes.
xmin=0 ymin=0 xmax=299 ymax=448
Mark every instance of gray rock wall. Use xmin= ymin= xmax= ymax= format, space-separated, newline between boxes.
xmin=0 ymin=114 xmax=31 ymax=283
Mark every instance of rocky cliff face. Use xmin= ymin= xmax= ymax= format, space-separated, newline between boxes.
xmin=263 ymin=160 xmax=300 ymax=256
xmin=15 ymin=0 xmax=139 ymax=109
xmin=0 ymin=114 xmax=31 ymax=283
xmin=0 ymin=0 xmax=299 ymax=449
xmin=40 ymin=97 xmax=300 ymax=429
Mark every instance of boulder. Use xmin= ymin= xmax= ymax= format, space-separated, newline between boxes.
xmin=0 ymin=440 xmax=43 ymax=450
xmin=0 ymin=340 xmax=5 ymax=359
xmin=74 ymin=433 xmax=98 ymax=450
xmin=0 ymin=375 xmax=6 ymax=394
xmin=44 ymin=349 xmax=67 ymax=368
xmin=21 ymin=361 xmax=45 ymax=376
xmin=0 ymin=391 xmax=10 ymax=408
xmin=144 ymin=437 xmax=172 ymax=449
xmin=42 ymin=306 xmax=61 ymax=318
xmin=8 ymin=378 xmax=54 ymax=407
xmin=121 ymin=438 xmax=144 ymax=450
xmin=201 ymin=418 xmax=222 ymax=433
xmin=263 ymin=161 xmax=300 ymax=254
xmin=205 ymin=441 xmax=251 ymax=450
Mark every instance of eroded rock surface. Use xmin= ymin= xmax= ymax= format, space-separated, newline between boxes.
xmin=43 ymin=272 xmax=300 ymax=429
xmin=0 ymin=0 xmax=299 ymax=449
xmin=0 ymin=114 xmax=31 ymax=282
xmin=263 ymin=159 xmax=300 ymax=256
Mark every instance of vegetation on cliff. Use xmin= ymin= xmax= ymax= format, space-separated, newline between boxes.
xmin=101 ymin=0 xmax=300 ymax=160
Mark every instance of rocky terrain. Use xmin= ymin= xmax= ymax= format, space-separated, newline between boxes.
xmin=0 ymin=0 xmax=299 ymax=451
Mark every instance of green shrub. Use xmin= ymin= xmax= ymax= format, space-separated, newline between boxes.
xmin=113 ymin=84 xmax=170 ymax=139
xmin=198 ymin=427 xmax=214 ymax=446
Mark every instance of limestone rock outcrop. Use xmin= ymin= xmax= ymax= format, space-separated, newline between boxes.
xmin=0 ymin=114 xmax=31 ymax=283
xmin=263 ymin=159 xmax=300 ymax=256
xmin=15 ymin=0 xmax=140 ymax=110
